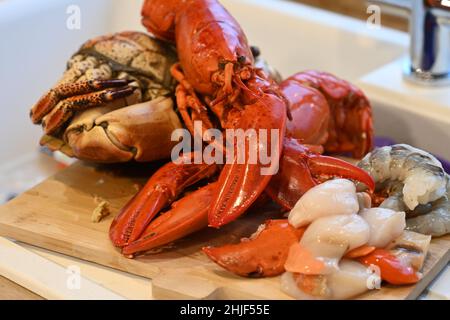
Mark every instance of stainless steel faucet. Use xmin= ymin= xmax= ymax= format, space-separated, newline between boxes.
xmin=369 ymin=0 xmax=450 ymax=86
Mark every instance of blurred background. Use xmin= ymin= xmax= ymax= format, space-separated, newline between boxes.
xmin=293 ymin=0 xmax=408 ymax=30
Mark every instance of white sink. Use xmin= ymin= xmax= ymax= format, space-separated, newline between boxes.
xmin=103 ymin=0 xmax=408 ymax=80
xmin=222 ymin=0 xmax=408 ymax=80
xmin=359 ymin=59 xmax=450 ymax=160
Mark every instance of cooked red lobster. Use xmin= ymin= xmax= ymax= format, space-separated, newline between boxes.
xmin=109 ymin=0 xmax=375 ymax=276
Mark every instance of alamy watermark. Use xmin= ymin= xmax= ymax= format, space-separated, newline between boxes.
xmin=366 ymin=264 xmax=382 ymax=290
xmin=367 ymin=5 xmax=381 ymax=30
xmin=66 ymin=5 xmax=81 ymax=30
xmin=66 ymin=265 xmax=81 ymax=290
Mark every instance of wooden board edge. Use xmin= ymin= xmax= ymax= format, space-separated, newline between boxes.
xmin=0 ymin=221 xmax=160 ymax=279
xmin=406 ymin=249 xmax=450 ymax=300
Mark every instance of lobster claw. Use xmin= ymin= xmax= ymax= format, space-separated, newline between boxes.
xmin=122 ymin=183 xmax=217 ymax=256
xmin=208 ymin=91 xmax=287 ymax=228
xmin=203 ymin=219 xmax=306 ymax=277
xmin=110 ymin=153 xmax=218 ymax=247
xmin=266 ymin=138 xmax=375 ymax=210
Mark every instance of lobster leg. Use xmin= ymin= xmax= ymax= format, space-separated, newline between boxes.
xmin=266 ymin=138 xmax=375 ymax=210
xmin=122 ymin=183 xmax=217 ymax=257
xmin=109 ymin=152 xmax=219 ymax=247
xmin=172 ymin=64 xmax=216 ymax=137
xmin=203 ymin=219 xmax=305 ymax=277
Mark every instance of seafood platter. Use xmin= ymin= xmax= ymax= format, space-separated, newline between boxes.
xmin=0 ymin=0 xmax=449 ymax=300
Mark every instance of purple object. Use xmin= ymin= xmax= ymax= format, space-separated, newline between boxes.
xmin=375 ymin=136 xmax=450 ymax=174
xmin=374 ymin=137 xmax=396 ymax=148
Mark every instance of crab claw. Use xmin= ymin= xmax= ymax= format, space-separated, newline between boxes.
xmin=122 ymin=183 xmax=217 ymax=257
xmin=208 ymin=91 xmax=287 ymax=228
xmin=30 ymin=79 xmax=131 ymax=124
xmin=109 ymin=153 xmax=218 ymax=247
xmin=266 ymin=138 xmax=375 ymax=210
xmin=203 ymin=219 xmax=305 ymax=277
xmin=61 ymin=97 xmax=182 ymax=163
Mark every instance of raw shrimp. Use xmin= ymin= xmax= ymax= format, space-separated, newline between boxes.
xmin=288 ymin=179 xmax=360 ymax=228
xmin=376 ymin=179 xmax=450 ymax=236
xmin=405 ymin=180 xmax=450 ymax=237
xmin=358 ymin=144 xmax=448 ymax=210
xmin=358 ymin=144 xmax=450 ymax=237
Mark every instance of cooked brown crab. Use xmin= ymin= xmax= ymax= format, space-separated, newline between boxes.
xmin=30 ymin=31 xmax=182 ymax=163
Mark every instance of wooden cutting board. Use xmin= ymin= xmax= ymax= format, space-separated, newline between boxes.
xmin=0 ymin=162 xmax=448 ymax=300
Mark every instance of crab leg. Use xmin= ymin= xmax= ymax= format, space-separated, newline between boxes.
xmin=41 ymin=86 xmax=136 ymax=135
xmin=30 ymin=79 xmax=133 ymax=125
xmin=122 ymin=182 xmax=217 ymax=257
xmin=266 ymin=138 xmax=375 ymax=210
xmin=109 ymin=152 xmax=219 ymax=247
xmin=203 ymin=219 xmax=305 ymax=277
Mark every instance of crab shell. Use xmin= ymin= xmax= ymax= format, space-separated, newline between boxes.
xmin=40 ymin=31 xmax=183 ymax=163
xmin=61 ymin=31 xmax=177 ymax=100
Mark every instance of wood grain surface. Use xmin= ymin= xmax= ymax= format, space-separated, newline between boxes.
xmin=0 ymin=276 xmax=42 ymax=300
xmin=0 ymin=162 xmax=448 ymax=300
